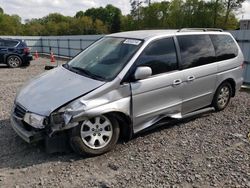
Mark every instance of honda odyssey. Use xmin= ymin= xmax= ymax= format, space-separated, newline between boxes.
xmin=11 ymin=29 xmax=244 ymax=156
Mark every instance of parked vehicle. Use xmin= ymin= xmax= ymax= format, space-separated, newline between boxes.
xmin=0 ymin=38 xmax=32 ymax=67
xmin=11 ymin=29 xmax=244 ymax=156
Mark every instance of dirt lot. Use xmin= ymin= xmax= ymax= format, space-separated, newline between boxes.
xmin=0 ymin=58 xmax=249 ymax=188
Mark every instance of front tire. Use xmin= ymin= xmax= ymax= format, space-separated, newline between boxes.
xmin=70 ymin=114 xmax=120 ymax=156
xmin=212 ymin=82 xmax=232 ymax=111
xmin=7 ymin=55 xmax=22 ymax=68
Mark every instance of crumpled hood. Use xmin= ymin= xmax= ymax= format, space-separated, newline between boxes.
xmin=16 ymin=66 xmax=105 ymax=116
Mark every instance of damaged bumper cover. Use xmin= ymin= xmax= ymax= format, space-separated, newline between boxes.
xmin=11 ymin=114 xmax=45 ymax=143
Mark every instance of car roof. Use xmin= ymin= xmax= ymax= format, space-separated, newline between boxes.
xmin=108 ymin=30 xmax=178 ymax=40
xmin=107 ymin=29 xmax=230 ymax=40
xmin=0 ymin=38 xmax=22 ymax=42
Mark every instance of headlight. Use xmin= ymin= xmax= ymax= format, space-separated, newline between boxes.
xmin=23 ymin=113 xmax=46 ymax=129
xmin=51 ymin=112 xmax=64 ymax=124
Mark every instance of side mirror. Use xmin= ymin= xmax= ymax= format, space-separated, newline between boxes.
xmin=134 ymin=66 xmax=152 ymax=80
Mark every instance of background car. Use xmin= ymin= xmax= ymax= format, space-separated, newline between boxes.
xmin=0 ymin=38 xmax=32 ymax=68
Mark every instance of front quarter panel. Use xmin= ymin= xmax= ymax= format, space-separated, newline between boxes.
xmin=70 ymin=83 xmax=132 ymax=122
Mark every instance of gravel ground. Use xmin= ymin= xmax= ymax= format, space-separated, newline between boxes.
xmin=0 ymin=58 xmax=249 ymax=188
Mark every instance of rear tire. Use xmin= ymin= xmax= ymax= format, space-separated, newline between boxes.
xmin=70 ymin=114 xmax=120 ymax=156
xmin=7 ymin=55 xmax=22 ymax=68
xmin=212 ymin=82 xmax=232 ymax=111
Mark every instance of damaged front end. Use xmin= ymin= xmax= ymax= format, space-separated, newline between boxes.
xmin=10 ymin=101 xmax=89 ymax=153
xmin=49 ymin=90 xmax=131 ymax=136
xmin=11 ymin=78 xmax=132 ymax=154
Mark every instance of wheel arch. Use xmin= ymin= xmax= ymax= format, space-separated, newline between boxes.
xmin=4 ymin=53 xmax=24 ymax=64
xmin=217 ymin=78 xmax=236 ymax=97
xmin=105 ymin=111 xmax=133 ymax=142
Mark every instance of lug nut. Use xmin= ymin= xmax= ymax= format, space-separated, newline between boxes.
xmin=93 ymin=133 xmax=96 ymax=136
xmin=98 ymin=133 xmax=101 ymax=136
xmin=100 ymin=128 xmax=103 ymax=131
xmin=92 ymin=128 xmax=95 ymax=131
xmin=96 ymin=125 xmax=99 ymax=128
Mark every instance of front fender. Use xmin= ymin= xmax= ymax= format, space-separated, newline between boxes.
xmin=71 ymin=96 xmax=131 ymax=122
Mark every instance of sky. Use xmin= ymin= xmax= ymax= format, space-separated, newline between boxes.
xmin=0 ymin=0 xmax=249 ymax=22
xmin=241 ymin=0 xmax=250 ymax=20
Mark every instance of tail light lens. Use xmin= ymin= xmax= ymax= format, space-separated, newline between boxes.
xmin=23 ymin=47 xmax=30 ymax=54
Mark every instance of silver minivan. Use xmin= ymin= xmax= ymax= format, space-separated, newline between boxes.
xmin=11 ymin=29 xmax=244 ymax=156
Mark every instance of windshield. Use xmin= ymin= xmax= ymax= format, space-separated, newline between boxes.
xmin=65 ymin=37 xmax=143 ymax=81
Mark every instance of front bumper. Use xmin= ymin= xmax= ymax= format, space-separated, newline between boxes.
xmin=10 ymin=114 xmax=45 ymax=143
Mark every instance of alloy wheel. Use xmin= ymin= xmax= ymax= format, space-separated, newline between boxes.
xmin=217 ymin=86 xmax=230 ymax=109
xmin=80 ymin=115 xmax=113 ymax=149
xmin=8 ymin=56 xmax=21 ymax=67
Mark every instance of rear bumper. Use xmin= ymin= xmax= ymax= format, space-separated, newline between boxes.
xmin=23 ymin=54 xmax=33 ymax=63
xmin=236 ymin=77 xmax=244 ymax=92
xmin=10 ymin=114 xmax=45 ymax=143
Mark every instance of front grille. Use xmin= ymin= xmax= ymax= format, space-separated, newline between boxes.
xmin=14 ymin=104 xmax=26 ymax=119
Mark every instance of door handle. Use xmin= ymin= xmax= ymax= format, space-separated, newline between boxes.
xmin=187 ymin=75 xmax=195 ymax=82
xmin=173 ymin=79 xmax=182 ymax=86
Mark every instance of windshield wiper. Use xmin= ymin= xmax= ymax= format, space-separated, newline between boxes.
xmin=70 ymin=66 xmax=106 ymax=81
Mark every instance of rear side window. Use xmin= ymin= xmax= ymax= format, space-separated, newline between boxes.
xmin=135 ymin=37 xmax=178 ymax=75
xmin=210 ymin=34 xmax=238 ymax=61
xmin=4 ymin=40 xmax=18 ymax=47
xmin=18 ymin=41 xmax=27 ymax=48
xmin=177 ymin=35 xmax=215 ymax=69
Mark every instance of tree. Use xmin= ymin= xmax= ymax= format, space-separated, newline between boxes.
xmin=0 ymin=7 xmax=3 ymax=14
xmin=140 ymin=2 xmax=170 ymax=29
xmin=223 ymin=0 xmax=245 ymax=27
xmin=84 ymin=5 xmax=122 ymax=33
xmin=94 ymin=19 xmax=108 ymax=34
xmin=75 ymin=11 xmax=84 ymax=19
xmin=129 ymin=0 xmax=144 ymax=29
xmin=106 ymin=4 xmax=122 ymax=32
xmin=0 ymin=2 xmax=242 ymax=35
xmin=168 ymin=0 xmax=184 ymax=28
xmin=212 ymin=0 xmax=221 ymax=27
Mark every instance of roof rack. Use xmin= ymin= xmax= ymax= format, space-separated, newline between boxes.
xmin=177 ymin=28 xmax=223 ymax=32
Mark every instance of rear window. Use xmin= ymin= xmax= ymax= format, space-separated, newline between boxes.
xmin=177 ymin=35 xmax=215 ymax=69
xmin=210 ymin=34 xmax=238 ymax=61
xmin=20 ymin=41 xmax=28 ymax=47
xmin=4 ymin=40 xmax=19 ymax=47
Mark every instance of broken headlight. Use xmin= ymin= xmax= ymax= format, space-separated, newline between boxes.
xmin=24 ymin=113 xmax=47 ymax=129
xmin=51 ymin=112 xmax=65 ymax=124
xmin=51 ymin=99 xmax=87 ymax=125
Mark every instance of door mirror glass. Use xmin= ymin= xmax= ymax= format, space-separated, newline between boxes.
xmin=134 ymin=66 xmax=152 ymax=80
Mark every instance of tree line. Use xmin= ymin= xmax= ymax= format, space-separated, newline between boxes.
xmin=0 ymin=0 xmax=244 ymax=36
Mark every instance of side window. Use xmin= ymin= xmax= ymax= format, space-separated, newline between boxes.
xmin=4 ymin=40 xmax=18 ymax=47
xmin=135 ymin=38 xmax=178 ymax=75
xmin=210 ymin=34 xmax=238 ymax=61
xmin=177 ymin=35 xmax=215 ymax=69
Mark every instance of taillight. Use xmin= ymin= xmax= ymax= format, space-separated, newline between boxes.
xmin=23 ymin=47 xmax=30 ymax=54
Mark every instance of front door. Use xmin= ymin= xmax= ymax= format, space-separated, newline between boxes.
xmin=130 ymin=37 xmax=184 ymax=133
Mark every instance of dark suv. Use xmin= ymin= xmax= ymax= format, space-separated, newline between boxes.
xmin=0 ymin=38 xmax=32 ymax=68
